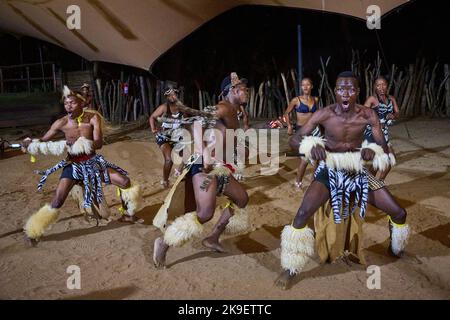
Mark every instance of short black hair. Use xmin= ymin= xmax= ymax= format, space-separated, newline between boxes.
xmin=301 ymin=77 xmax=313 ymax=85
xmin=336 ymin=71 xmax=359 ymax=86
xmin=374 ymin=75 xmax=389 ymax=83
xmin=337 ymin=71 xmax=356 ymax=78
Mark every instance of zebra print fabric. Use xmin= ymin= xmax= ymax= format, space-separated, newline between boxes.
xmin=314 ymin=162 xmax=369 ymax=224
xmin=311 ymin=126 xmax=322 ymax=137
xmin=364 ymin=99 xmax=394 ymax=143
xmin=36 ymin=160 xmax=68 ymax=190
xmin=35 ymin=154 xmax=128 ymax=209
xmin=375 ymin=97 xmax=394 ymax=120
xmin=364 ymin=123 xmax=390 ymax=143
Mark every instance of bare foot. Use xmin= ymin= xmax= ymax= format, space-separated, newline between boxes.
xmin=160 ymin=180 xmax=169 ymax=189
xmin=24 ymin=234 xmax=39 ymax=247
xmin=399 ymin=251 xmax=422 ymax=264
xmin=118 ymin=215 xmax=144 ymax=224
xmin=274 ymin=270 xmax=295 ymax=290
xmin=97 ymin=201 xmax=111 ymax=219
xmin=153 ymin=237 xmax=169 ymax=269
xmin=174 ymin=168 xmax=182 ymax=177
xmin=202 ymin=237 xmax=226 ymax=253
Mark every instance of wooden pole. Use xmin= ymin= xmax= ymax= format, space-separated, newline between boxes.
xmin=249 ymin=87 xmax=255 ymax=118
xmin=297 ymin=25 xmax=303 ymax=92
xmin=108 ymin=82 xmax=113 ymax=121
xmin=198 ymin=90 xmax=203 ymax=111
xmin=445 ymin=64 xmax=450 ymax=117
xmin=155 ymin=81 xmax=161 ymax=107
xmin=133 ymin=97 xmax=138 ymax=121
xmin=112 ymin=81 xmax=116 ymax=123
xmin=103 ymin=81 xmax=109 ymax=120
xmin=388 ymin=64 xmax=395 ymax=94
xmin=88 ymin=66 xmax=100 ymax=111
xmin=280 ymin=72 xmax=290 ymax=107
xmin=297 ymin=24 xmax=303 ymax=94
xmin=0 ymin=68 xmax=3 ymax=93
xmin=290 ymin=69 xmax=298 ymax=97
xmin=119 ymin=71 xmax=124 ymax=124
xmin=38 ymin=44 xmax=45 ymax=91
xmin=52 ymin=64 xmax=56 ymax=92
xmin=139 ymin=76 xmax=149 ymax=115
xmin=96 ymin=78 xmax=105 ymax=115
xmin=433 ymin=68 xmax=450 ymax=117
xmin=58 ymin=67 xmax=62 ymax=92
xmin=401 ymin=64 xmax=414 ymax=116
xmin=26 ymin=66 xmax=30 ymax=93
xmin=257 ymin=82 xmax=264 ymax=118
xmin=146 ymin=77 xmax=154 ymax=113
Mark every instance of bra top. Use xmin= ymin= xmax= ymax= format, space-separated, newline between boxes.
xmin=295 ymin=97 xmax=317 ymax=113
xmin=163 ymin=104 xmax=182 ymax=119
xmin=161 ymin=105 xmax=182 ymax=129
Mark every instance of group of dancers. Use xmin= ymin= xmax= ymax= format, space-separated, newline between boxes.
xmin=20 ymin=70 xmax=409 ymax=289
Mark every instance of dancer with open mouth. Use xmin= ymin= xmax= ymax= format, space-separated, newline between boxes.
xmin=276 ymin=72 xmax=409 ymax=290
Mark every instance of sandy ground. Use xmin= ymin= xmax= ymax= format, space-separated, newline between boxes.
xmin=0 ymin=118 xmax=449 ymax=300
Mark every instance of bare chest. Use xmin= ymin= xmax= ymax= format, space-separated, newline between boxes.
xmin=322 ymin=115 xmax=369 ymax=150
xmin=61 ymin=121 xmax=93 ymax=144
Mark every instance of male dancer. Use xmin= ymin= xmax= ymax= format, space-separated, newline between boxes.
xmin=80 ymin=83 xmax=94 ymax=110
xmin=276 ymin=72 xmax=409 ymax=289
xmin=153 ymin=72 xmax=250 ymax=268
xmin=22 ymin=86 xmax=142 ymax=246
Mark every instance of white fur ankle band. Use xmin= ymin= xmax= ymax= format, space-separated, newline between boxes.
xmin=280 ymin=225 xmax=315 ymax=275
xmin=389 ymin=221 xmax=410 ymax=256
xmin=24 ymin=204 xmax=59 ymax=239
xmin=118 ymin=184 xmax=142 ymax=216
xmin=163 ymin=212 xmax=203 ymax=247
xmin=224 ymin=206 xmax=250 ymax=235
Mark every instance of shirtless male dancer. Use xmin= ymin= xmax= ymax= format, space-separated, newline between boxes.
xmin=276 ymin=72 xmax=409 ymax=289
xmin=153 ymin=72 xmax=250 ymax=268
xmin=22 ymin=86 xmax=142 ymax=246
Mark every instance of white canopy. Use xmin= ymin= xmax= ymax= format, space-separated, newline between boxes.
xmin=0 ymin=0 xmax=409 ymax=70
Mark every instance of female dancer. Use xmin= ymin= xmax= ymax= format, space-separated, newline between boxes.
xmin=284 ymin=78 xmax=320 ymax=188
xmin=364 ymin=76 xmax=399 ymax=181
xmin=149 ymin=85 xmax=183 ymax=188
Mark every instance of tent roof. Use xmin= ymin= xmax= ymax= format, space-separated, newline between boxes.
xmin=0 ymin=0 xmax=409 ymax=70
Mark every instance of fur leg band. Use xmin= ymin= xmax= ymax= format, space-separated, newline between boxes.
xmin=280 ymin=225 xmax=315 ymax=275
xmin=163 ymin=212 xmax=203 ymax=247
xmin=24 ymin=204 xmax=59 ymax=239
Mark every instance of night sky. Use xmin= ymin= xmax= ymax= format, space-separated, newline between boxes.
xmin=0 ymin=0 xmax=449 ymax=96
